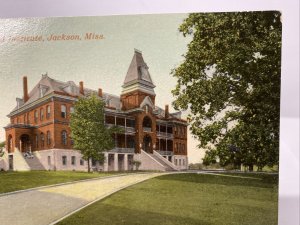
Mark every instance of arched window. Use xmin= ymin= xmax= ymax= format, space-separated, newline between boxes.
xmin=34 ymin=110 xmax=38 ymax=123
xmin=40 ymin=133 xmax=45 ymax=148
xmin=47 ymin=131 xmax=51 ymax=145
xmin=61 ymin=105 xmax=67 ymax=118
xmin=61 ymin=130 xmax=67 ymax=146
xmin=46 ymin=105 xmax=51 ymax=118
xmin=70 ymin=106 xmax=74 ymax=114
xmin=40 ymin=108 xmax=44 ymax=121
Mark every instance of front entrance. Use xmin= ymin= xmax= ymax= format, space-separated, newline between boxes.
xmin=8 ymin=155 xmax=13 ymax=170
xmin=20 ymin=134 xmax=31 ymax=152
xmin=143 ymin=135 xmax=152 ymax=153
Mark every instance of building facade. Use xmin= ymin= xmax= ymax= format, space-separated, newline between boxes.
xmin=1 ymin=50 xmax=188 ymax=171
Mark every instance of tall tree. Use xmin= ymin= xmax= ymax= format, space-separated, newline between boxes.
xmin=172 ymin=12 xmax=281 ymax=171
xmin=70 ymin=94 xmax=116 ymax=172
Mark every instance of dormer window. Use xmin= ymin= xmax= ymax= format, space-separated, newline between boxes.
xmin=39 ymin=84 xmax=48 ymax=98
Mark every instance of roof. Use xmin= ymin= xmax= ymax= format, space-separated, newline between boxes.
xmin=123 ymin=49 xmax=155 ymax=87
xmin=10 ymin=74 xmax=121 ymax=114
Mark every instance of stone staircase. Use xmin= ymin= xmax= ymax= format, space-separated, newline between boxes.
xmin=24 ymin=154 xmax=45 ymax=170
xmin=150 ymin=154 xmax=175 ymax=171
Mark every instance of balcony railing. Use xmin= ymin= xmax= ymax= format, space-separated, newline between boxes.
xmin=156 ymin=150 xmax=174 ymax=156
xmin=125 ymin=127 xmax=135 ymax=133
xmin=105 ymin=124 xmax=135 ymax=133
xmin=157 ymin=132 xmax=173 ymax=139
xmin=143 ymin=127 xmax=152 ymax=132
xmin=108 ymin=148 xmax=135 ymax=153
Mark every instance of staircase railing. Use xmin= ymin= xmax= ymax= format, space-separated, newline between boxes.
xmin=153 ymin=150 xmax=178 ymax=171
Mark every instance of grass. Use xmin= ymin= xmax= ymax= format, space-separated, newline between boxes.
xmin=0 ymin=170 xmax=124 ymax=193
xmin=58 ymin=173 xmax=278 ymax=225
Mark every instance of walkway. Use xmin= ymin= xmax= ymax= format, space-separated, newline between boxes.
xmin=0 ymin=173 xmax=162 ymax=225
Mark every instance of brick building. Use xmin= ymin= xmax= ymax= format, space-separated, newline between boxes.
xmin=2 ymin=50 xmax=188 ymax=171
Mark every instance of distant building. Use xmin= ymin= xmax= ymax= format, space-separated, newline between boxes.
xmin=2 ymin=50 xmax=188 ymax=171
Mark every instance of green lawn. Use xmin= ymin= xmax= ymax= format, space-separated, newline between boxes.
xmin=0 ymin=171 xmax=123 ymax=193
xmin=58 ymin=173 xmax=278 ymax=225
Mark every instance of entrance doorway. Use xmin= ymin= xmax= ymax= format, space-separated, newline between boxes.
xmin=20 ymin=134 xmax=31 ymax=152
xmin=143 ymin=135 xmax=152 ymax=153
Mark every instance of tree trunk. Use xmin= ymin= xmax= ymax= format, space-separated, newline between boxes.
xmin=87 ymin=157 xmax=91 ymax=173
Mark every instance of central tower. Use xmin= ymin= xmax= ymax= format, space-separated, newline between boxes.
xmin=121 ymin=49 xmax=156 ymax=110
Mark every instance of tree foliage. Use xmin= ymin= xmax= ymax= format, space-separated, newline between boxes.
xmin=70 ymin=94 xmax=116 ymax=172
xmin=172 ymin=12 xmax=281 ymax=170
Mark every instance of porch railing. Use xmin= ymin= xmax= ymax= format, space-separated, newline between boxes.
xmin=156 ymin=150 xmax=174 ymax=156
xmin=157 ymin=132 xmax=173 ymax=139
xmin=108 ymin=148 xmax=135 ymax=154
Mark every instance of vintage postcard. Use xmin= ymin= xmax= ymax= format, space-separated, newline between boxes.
xmin=0 ymin=12 xmax=280 ymax=225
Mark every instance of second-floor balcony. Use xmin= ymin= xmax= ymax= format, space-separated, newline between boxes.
xmin=105 ymin=123 xmax=135 ymax=134
xmin=157 ymin=132 xmax=173 ymax=139
xmin=143 ymin=127 xmax=152 ymax=132
xmin=109 ymin=147 xmax=135 ymax=154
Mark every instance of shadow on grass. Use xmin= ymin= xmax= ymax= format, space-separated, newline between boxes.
xmin=58 ymin=203 xmax=213 ymax=225
xmin=157 ymin=173 xmax=278 ymax=189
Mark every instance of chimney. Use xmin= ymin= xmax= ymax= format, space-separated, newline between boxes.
xmin=79 ymin=81 xmax=84 ymax=95
xmin=165 ymin=104 xmax=169 ymax=119
xmin=23 ymin=76 xmax=29 ymax=102
xmin=98 ymin=88 xmax=103 ymax=97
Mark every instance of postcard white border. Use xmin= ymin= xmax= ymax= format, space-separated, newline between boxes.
xmin=0 ymin=1 xmax=299 ymax=225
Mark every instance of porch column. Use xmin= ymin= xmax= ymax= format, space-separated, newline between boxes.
xmin=124 ymin=154 xmax=128 ymax=171
xmin=114 ymin=153 xmax=119 ymax=171
xmin=103 ymin=152 xmax=108 ymax=171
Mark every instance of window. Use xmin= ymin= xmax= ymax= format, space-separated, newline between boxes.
xmin=175 ymin=159 xmax=178 ymax=166
xmin=61 ymin=105 xmax=67 ymax=118
xmin=23 ymin=114 xmax=26 ymax=124
xmin=71 ymin=156 xmax=76 ymax=165
xmin=179 ymin=159 xmax=182 ymax=166
xmin=40 ymin=133 xmax=45 ymax=148
xmin=62 ymin=156 xmax=67 ymax=165
xmin=48 ymin=156 xmax=51 ymax=166
xmin=17 ymin=117 xmax=20 ymax=124
xmin=80 ymin=158 xmax=84 ymax=166
xmin=46 ymin=105 xmax=51 ymax=118
xmin=70 ymin=106 xmax=74 ymax=114
xmin=145 ymin=105 xmax=149 ymax=113
xmin=40 ymin=108 xmax=44 ymax=121
xmin=61 ymin=130 xmax=67 ymax=145
xmin=47 ymin=131 xmax=51 ymax=145
xmin=34 ymin=110 xmax=38 ymax=123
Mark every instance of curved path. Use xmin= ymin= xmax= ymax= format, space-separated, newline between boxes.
xmin=0 ymin=172 xmax=163 ymax=225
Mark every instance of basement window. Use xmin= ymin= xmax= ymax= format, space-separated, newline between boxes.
xmin=62 ymin=156 xmax=67 ymax=165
